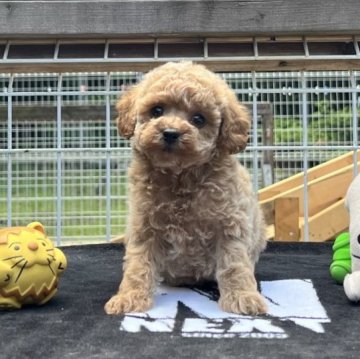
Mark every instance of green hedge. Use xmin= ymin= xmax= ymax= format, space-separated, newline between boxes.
xmin=274 ymin=101 xmax=359 ymax=144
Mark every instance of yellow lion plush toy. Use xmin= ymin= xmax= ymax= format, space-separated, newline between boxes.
xmin=0 ymin=222 xmax=67 ymax=309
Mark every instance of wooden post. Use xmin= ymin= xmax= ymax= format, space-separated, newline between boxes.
xmin=261 ymin=104 xmax=274 ymax=187
xmin=275 ymin=197 xmax=299 ymax=241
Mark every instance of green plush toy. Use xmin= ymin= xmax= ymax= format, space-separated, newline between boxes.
xmin=330 ymin=232 xmax=351 ymax=284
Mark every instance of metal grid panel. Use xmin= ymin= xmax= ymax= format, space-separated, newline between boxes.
xmin=1 ymin=70 xmax=359 ymax=244
xmin=225 ymin=71 xmax=359 ymax=184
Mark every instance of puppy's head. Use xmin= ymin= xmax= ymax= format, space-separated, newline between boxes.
xmin=116 ymin=62 xmax=250 ymax=169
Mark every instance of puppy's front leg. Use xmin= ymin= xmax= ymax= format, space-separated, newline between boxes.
xmin=216 ymin=241 xmax=267 ymax=315
xmin=105 ymin=243 xmax=155 ymax=315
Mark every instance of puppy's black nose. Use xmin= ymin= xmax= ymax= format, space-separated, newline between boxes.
xmin=163 ymin=129 xmax=180 ymax=144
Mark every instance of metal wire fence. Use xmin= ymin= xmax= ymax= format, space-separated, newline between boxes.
xmin=0 ymin=70 xmax=359 ymax=244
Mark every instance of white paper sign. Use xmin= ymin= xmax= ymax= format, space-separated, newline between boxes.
xmin=119 ymin=279 xmax=330 ymax=339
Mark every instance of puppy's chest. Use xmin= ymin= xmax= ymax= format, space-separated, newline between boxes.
xmin=141 ymin=181 xmax=224 ymax=278
xmin=147 ymin=185 xmax=221 ymax=228
xmin=153 ymin=190 xmax=218 ymax=249
xmin=150 ymin=195 xmax=218 ymax=277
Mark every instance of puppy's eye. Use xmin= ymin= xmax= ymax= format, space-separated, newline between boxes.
xmin=191 ymin=114 xmax=206 ymax=128
xmin=358 ymin=234 xmax=360 ymax=244
xmin=150 ymin=106 xmax=164 ymax=118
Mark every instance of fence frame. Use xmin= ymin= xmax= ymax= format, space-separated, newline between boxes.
xmin=1 ymin=1 xmax=360 ymax=243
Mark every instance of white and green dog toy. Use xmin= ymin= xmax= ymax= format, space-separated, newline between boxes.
xmin=343 ymin=174 xmax=360 ymax=301
xmin=330 ymin=173 xmax=360 ymax=301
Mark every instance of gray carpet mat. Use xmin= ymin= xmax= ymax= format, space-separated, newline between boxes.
xmin=1 ymin=242 xmax=360 ymax=359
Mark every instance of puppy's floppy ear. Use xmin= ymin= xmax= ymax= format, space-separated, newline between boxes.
xmin=115 ymin=85 xmax=140 ymax=139
xmin=217 ymin=91 xmax=250 ymax=154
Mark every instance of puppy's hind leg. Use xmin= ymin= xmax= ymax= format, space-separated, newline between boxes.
xmin=216 ymin=240 xmax=267 ymax=316
xmin=105 ymin=242 xmax=156 ymax=315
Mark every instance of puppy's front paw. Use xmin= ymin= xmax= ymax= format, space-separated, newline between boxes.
xmin=219 ymin=290 xmax=267 ymax=315
xmin=104 ymin=291 xmax=153 ymax=315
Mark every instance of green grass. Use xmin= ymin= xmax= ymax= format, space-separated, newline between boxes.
xmin=274 ymin=101 xmax=360 ymax=145
xmin=0 ymin=164 xmax=129 ymax=244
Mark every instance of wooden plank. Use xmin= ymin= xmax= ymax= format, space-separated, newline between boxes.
xmin=274 ymin=197 xmax=299 ymax=241
xmin=305 ymin=164 xmax=356 ymax=216
xmin=261 ymin=161 xmax=360 ymax=224
xmin=0 ymin=106 xmax=107 ymax=122
xmin=111 ymin=234 xmax=126 ymax=244
xmin=300 ymin=199 xmax=349 ymax=242
xmin=1 ymin=1 xmax=360 ymax=38
xmin=0 ymin=103 xmax=270 ymax=122
xmin=262 ymin=201 xmax=276 ymax=227
xmin=266 ymin=225 xmax=275 ymax=241
xmin=259 ymin=150 xmax=360 ymax=201
xmin=3 ymin=59 xmax=360 ymax=74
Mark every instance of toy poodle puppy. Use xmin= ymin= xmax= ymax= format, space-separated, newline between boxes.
xmin=105 ymin=61 xmax=267 ymax=316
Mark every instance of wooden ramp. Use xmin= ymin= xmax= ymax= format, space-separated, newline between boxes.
xmin=260 ymin=151 xmax=359 ymax=242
